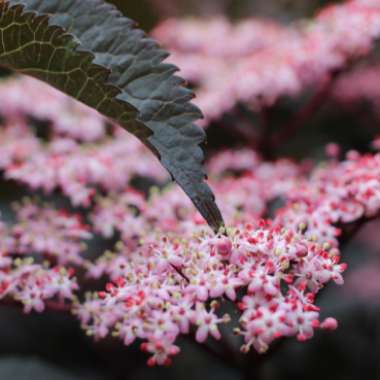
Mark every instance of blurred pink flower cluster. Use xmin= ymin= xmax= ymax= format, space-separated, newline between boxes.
xmin=0 ymin=203 xmax=85 ymax=313
xmin=153 ymin=0 xmax=380 ymax=125
xmin=0 ymin=77 xmax=168 ymax=206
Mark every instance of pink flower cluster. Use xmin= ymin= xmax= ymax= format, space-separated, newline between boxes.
xmin=78 ymin=218 xmax=344 ymax=363
xmin=0 ymin=203 xmax=86 ymax=312
xmin=0 ymin=79 xmax=167 ymax=207
xmin=10 ymin=201 xmax=91 ymax=265
xmin=153 ymin=0 xmax=380 ymax=125
xmin=70 ymin=148 xmax=380 ymax=364
xmin=3 ymin=132 xmax=167 ymax=206
xmin=0 ymin=76 xmax=107 ymax=142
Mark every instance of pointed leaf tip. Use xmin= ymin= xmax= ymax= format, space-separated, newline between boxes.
xmin=0 ymin=0 xmax=224 ymax=230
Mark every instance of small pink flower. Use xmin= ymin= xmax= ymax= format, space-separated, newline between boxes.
xmin=193 ymin=303 xmax=229 ymax=343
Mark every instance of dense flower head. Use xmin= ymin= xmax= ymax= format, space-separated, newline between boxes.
xmin=74 ymin=149 xmax=380 ymax=363
xmin=78 ymin=211 xmax=346 ymax=362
